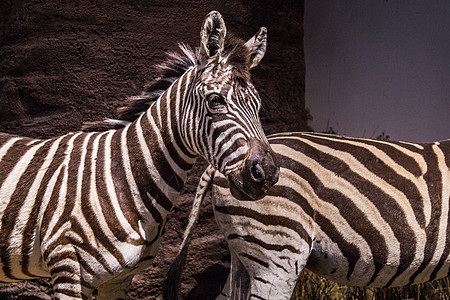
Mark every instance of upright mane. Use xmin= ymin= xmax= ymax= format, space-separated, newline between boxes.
xmin=82 ymin=34 xmax=252 ymax=132
xmin=117 ymin=44 xmax=197 ymax=123
xmin=82 ymin=44 xmax=196 ymax=131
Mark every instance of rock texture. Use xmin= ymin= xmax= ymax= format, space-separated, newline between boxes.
xmin=0 ymin=0 xmax=305 ymax=299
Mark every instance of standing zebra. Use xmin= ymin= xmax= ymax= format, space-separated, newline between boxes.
xmin=0 ymin=11 xmax=279 ymax=299
xmin=168 ymin=131 xmax=450 ymax=300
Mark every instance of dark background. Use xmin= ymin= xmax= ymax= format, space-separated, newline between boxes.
xmin=0 ymin=1 xmax=305 ymax=299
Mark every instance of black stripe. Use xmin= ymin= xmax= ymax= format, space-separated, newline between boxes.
xmin=254 ymin=276 xmax=270 ymax=284
xmin=250 ymin=293 xmax=266 ymax=300
xmin=110 ymin=129 xmax=145 ymax=244
xmin=96 ymin=132 xmax=143 ymax=245
xmin=274 ymin=134 xmax=428 ymax=227
xmin=214 ymin=204 xmax=311 ymax=246
xmin=0 ymin=137 xmax=29 ymax=185
xmin=23 ymin=134 xmax=77 ymax=277
xmin=227 ymin=233 xmax=300 ymax=254
xmin=430 ymin=145 xmax=450 ymax=281
xmin=439 ymin=141 xmax=450 ymax=170
xmin=170 ymin=69 xmax=197 ymax=159
xmin=273 ymin=260 xmax=289 ymax=273
xmin=239 ymin=252 xmax=269 ymax=268
xmin=127 ymin=123 xmax=173 ymax=212
xmin=409 ymin=144 xmax=444 ymax=284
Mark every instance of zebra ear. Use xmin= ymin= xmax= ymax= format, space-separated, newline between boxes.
xmin=199 ymin=11 xmax=227 ymax=66
xmin=245 ymin=27 xmax=267 ymax=69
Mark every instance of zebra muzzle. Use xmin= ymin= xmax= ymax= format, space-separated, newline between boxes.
xmin=227 ymin=138 xmax=279 ymax=200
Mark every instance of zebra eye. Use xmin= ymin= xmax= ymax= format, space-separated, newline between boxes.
xmin=207 ymin=93 xmax=226 ymax=109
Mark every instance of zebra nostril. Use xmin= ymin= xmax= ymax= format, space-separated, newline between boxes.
xmin=251 ymin=161 xmax=265 ymax=183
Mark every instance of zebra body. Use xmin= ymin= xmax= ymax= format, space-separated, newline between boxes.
xmin=167 ymin=131 xmax=450 ymax=300
xmin=213 ymin=132 xmax=450 ymax=299
xmin=0 ymin=11 xmax=279 ymax=299
xmin=0 ymin=130 xmax=162 ymax=288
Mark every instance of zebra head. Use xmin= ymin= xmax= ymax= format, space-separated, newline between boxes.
xmin=183 ymin=11 xmax=279 ymax=200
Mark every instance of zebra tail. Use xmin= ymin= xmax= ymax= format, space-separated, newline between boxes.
xmin=163 ymin=165 xmax=216 ymax=300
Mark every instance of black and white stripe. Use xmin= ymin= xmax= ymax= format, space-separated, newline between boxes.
xmin=169 ymin=131 xmax=450 ymax=300
xmin=0 ymin=11 xmax=277 ymax=300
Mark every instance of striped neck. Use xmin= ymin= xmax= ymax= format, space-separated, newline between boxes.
xmin=123 ymin=67 xmax=199 ymax=211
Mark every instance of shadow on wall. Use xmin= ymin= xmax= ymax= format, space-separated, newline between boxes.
xmin=186 ymin=263 xmax=231 ymax=300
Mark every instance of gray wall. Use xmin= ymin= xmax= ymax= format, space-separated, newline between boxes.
xmin=305 ymin=0 xmax=450 ymax=142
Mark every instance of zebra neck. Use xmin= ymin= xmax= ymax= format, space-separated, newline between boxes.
xmin=122 ymin=72 xmax=198 ymax=214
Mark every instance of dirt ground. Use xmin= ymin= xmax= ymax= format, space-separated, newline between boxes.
xmin=0 ymin=1 xmax=305 ymax=298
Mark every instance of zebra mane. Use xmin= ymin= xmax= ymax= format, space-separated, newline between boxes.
xmin=83 ymin=35 xmax=251 ymax=131
xmin=82 ymin=43 xmax=196 ymax=131
xmin=116 ymin=44 xmax=197 ymax=123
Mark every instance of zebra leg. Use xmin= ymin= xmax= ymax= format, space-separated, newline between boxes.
xmin=234 ymin=242 xmax=310 ymax=300
xmin=46 ymin=245 xmax=92 ymax=300
xmin=217 ymin=249 xmax=250 ymax=300
xmin=246 ymin=258 xmax=304 ymax=300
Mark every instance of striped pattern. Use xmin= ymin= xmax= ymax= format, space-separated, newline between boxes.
xmin=0 ymin=11 xmax=275 ymax=299
xmin=192 ymin=132 xmax=450 ymax=299
xmin=181 ymin=64 xmax=267 ymax=176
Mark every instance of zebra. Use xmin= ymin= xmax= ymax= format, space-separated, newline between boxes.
xmin=166 ymin=131 xmax=450 ymax=299
xmin=0 ymin=11 xmax=279 ymax=300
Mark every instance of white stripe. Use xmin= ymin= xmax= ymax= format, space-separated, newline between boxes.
xmin=38 ymin=163 xmax=68 ymax=277
xmin=103 ymin=130 xmax=141 ymax=240
xmin=0 ymin=136 xmax=23 ymax=277
xmin=168 ymin=69 xmax=197 ymax=160
xmin=284 ymin=168 xmax=376 ymax=285
xmin=175 ymin=67 xmax=197 ymax=155
xmin=86 ymin=132 xmax=139 ymax=272
xmin=73 ymin=245 xmax=108 ymax=277
xmin=40 ymin=134 xmax=81 ymax=256
xmin=39 ymin=164 xmax=64 ymax=249
xmin=0 ymin=137 xmax=21 ymax=162
xmin=26 ymin=139 xmax=41 ymax=146
xmin=213 ymin=126 xmax=245 ymax=156
xmin=70 ymin=132 xmax=98 ymax=249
